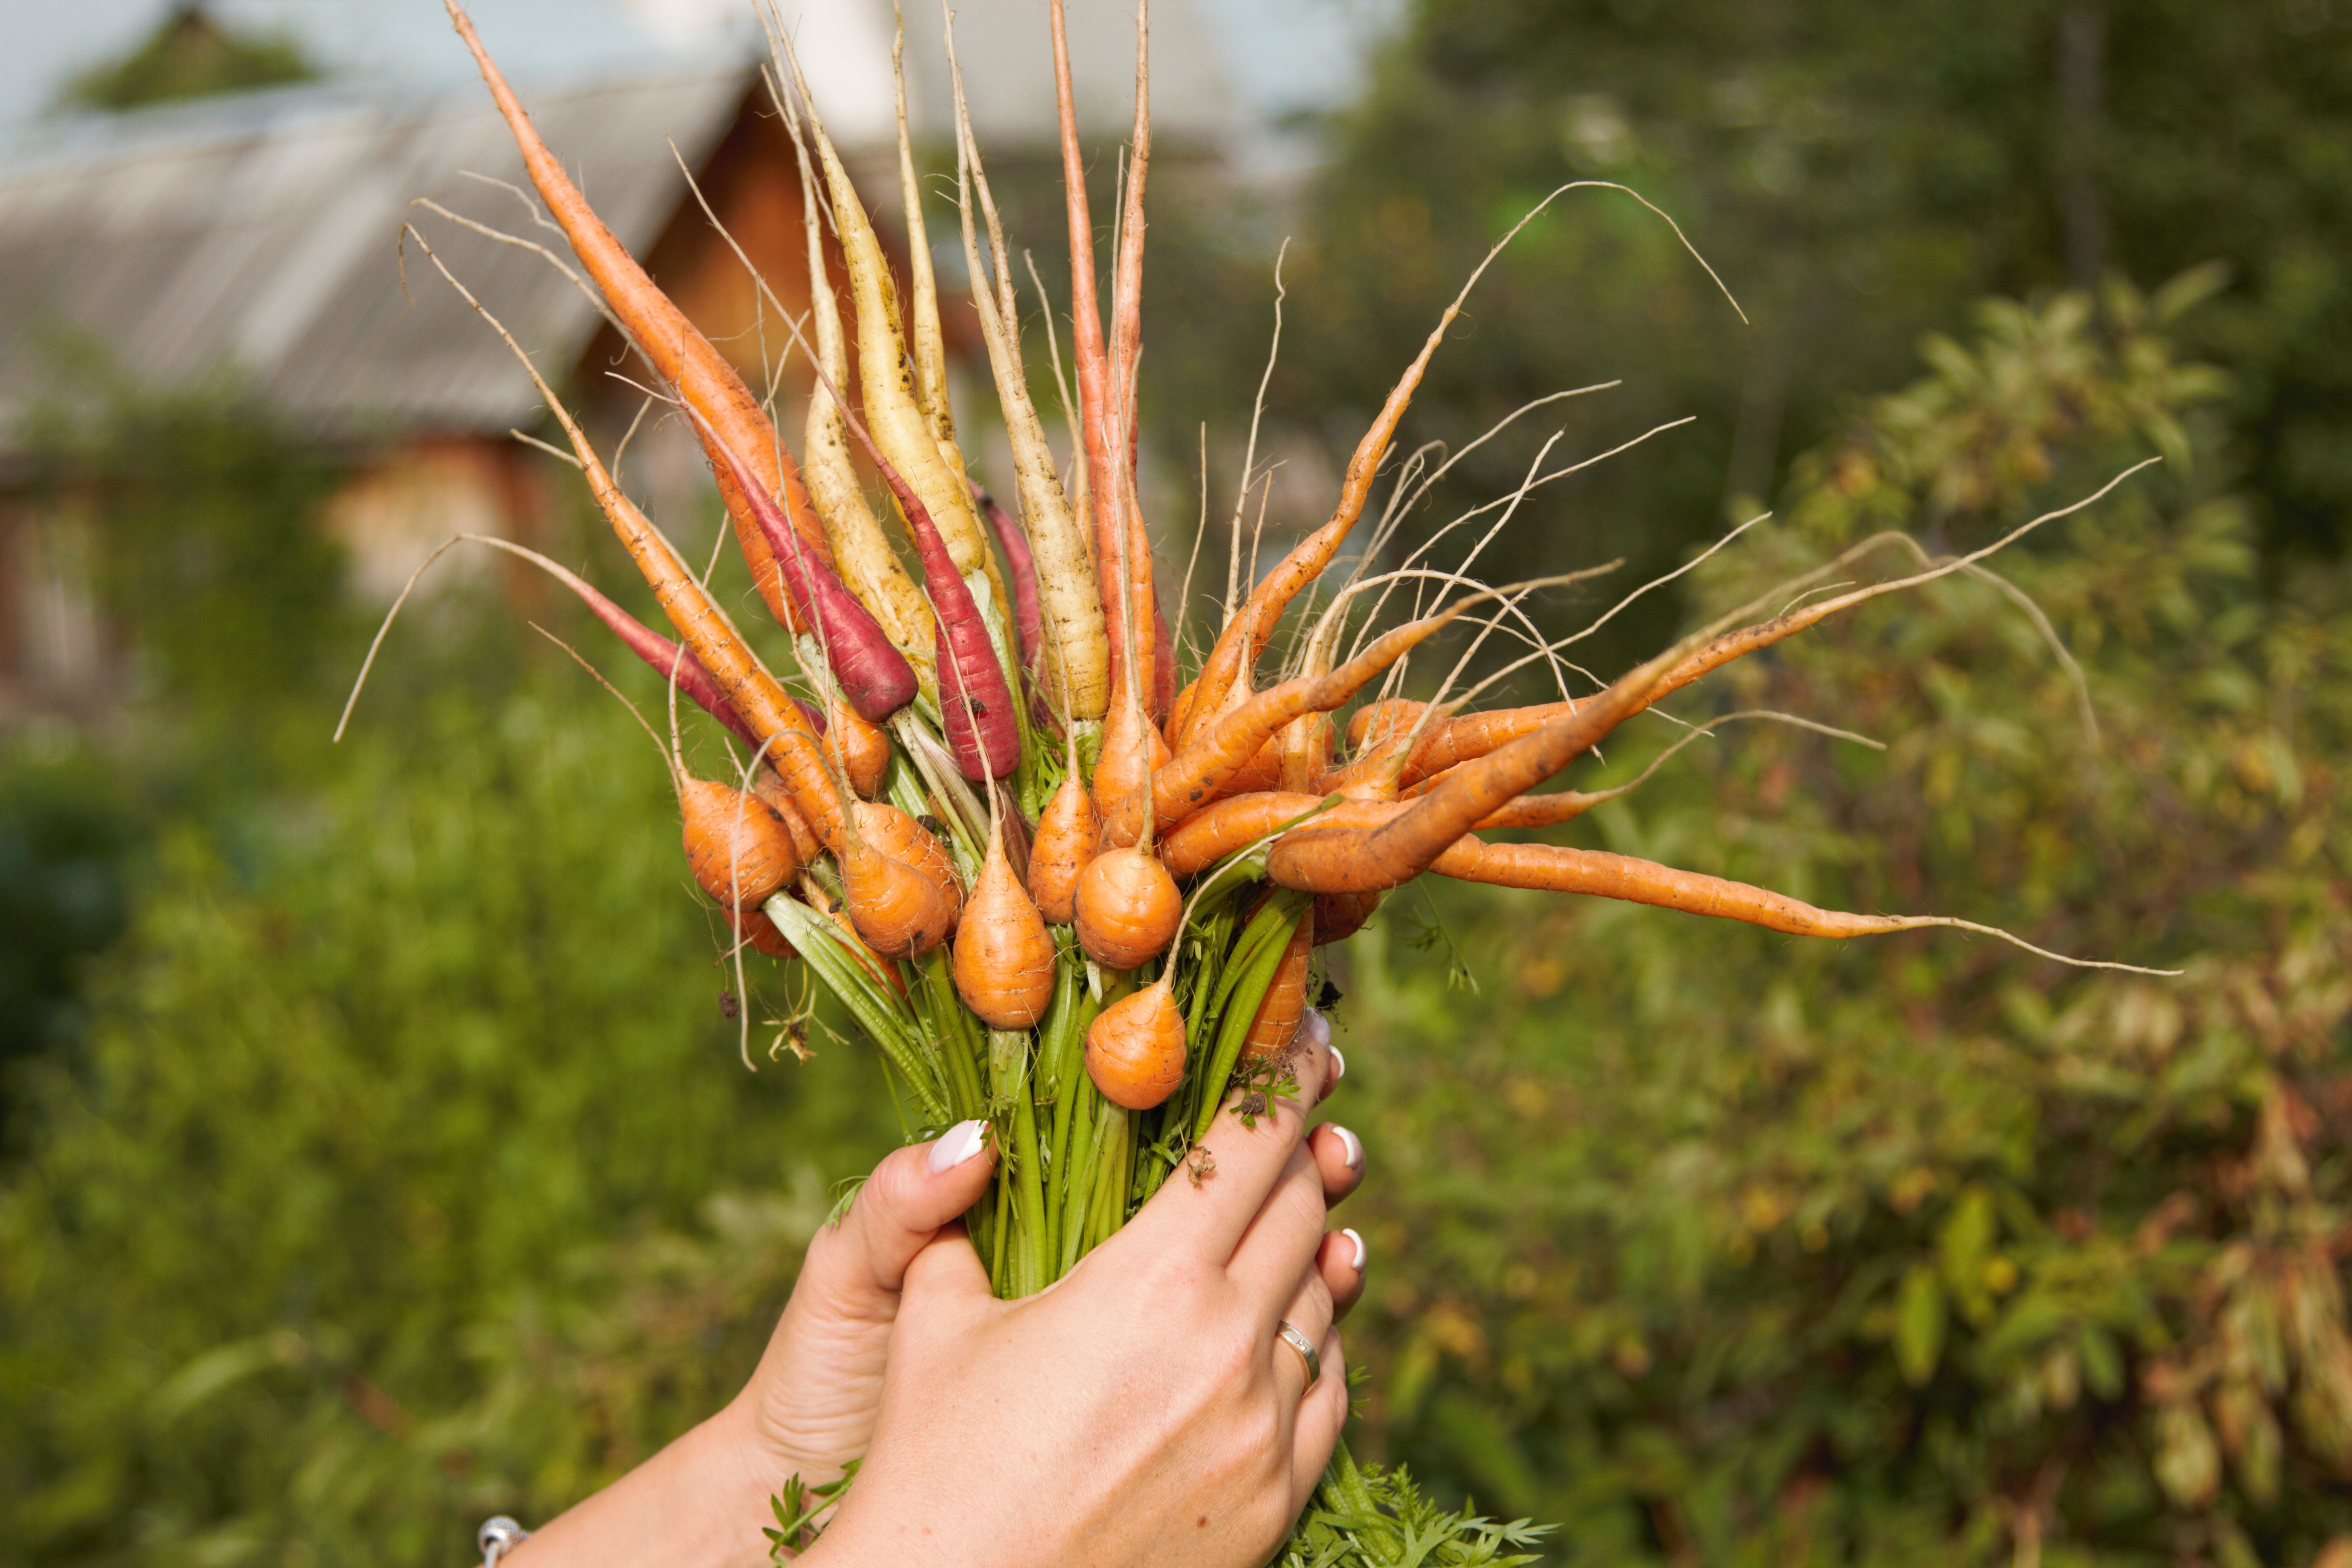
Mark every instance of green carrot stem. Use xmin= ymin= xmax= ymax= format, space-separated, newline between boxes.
xmin=1013 ymin=1082 xmax=1049 ymax=1296
xmin=988 ymin=1153 xmax=1010 ymax=1293
xmin=921 ymin=951 xmax=988 ymax=1121
xmin=1191 ymin=897 xmax=1310 ymax=1142
xmin=1055 ymin=1086 xmax=1098 ymax=1277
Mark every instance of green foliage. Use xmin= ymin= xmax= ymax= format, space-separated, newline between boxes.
xmin=1285 ymin=1441 xmax=1553 ymax=1568
xmin=63 ymin=5 xmax=316 ymax=113
xmin=0 ymin=683 xmax=897 ymax=1563
xmin=19 ymin=353 xmax=349 ymax=713
xmin=1328 ymin=284 xmax=2352 ymax=1563
xmin=0 ymin=736 xmax=136 ymax=1130
xmin=1152 ymin=0 xmax=2352 ymax=683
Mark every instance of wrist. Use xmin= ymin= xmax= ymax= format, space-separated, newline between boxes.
xmin=505 ymin=1400 xmax=783 ymax=1568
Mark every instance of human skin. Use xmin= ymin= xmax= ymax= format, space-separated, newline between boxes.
xmin=502 ymin=1018 xmax=1363 ymax=1568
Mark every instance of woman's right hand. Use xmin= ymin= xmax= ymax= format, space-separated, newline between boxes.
xmin=804 ymin=1018 xmax=1365 ymax=1568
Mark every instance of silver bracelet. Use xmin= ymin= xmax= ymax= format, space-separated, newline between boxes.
xmin=478 ymin=1515 xmax=532 ymax=1567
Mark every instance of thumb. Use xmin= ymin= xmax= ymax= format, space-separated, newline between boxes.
xmin=898 ymin=1220 xmax=995 ymax=1323
xmin=803 ymin=1119 xmax=997 ymax=1304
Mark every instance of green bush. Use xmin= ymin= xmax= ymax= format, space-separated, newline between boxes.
xmin=0 ymin=686 xmax=897 ymax=1564
xmin=1332 ymin=282 xmax=2352 ymax=1564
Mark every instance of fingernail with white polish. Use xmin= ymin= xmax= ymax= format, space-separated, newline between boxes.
xmin=1301 ymin=1007 xmax=1332 ymax=1053
xmin=927 ymin=1118 xmax=989 ymax=1173
xmin=1329 ymin=1045 xmax=1347 ymax=1082
xmin=1331 ymin=1124 xmax=1362 ymax=1171
xmin=1343 ymin=1228 xmax=1367 ymax=1272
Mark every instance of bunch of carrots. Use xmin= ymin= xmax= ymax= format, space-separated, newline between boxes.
xmin=342 ymin=0 xmax=2169 ymax=1554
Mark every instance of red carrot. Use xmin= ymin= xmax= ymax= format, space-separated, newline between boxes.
xmin=442 ymin=0 xmax=833 ymax=635
xmin=908 ymin=490 xmax=1022 ymax=783
xmin=697 ymin=411 xmax=917 ymax=722
xmin=975 ymin=484 xmax=1043 ymax=683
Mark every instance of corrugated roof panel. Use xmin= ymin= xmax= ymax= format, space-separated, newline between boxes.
xmin=0 ymin=70 xmax=748 ymax=450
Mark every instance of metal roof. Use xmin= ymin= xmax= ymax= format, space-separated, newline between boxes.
xmin=0 ymin=0 xmax=1242 ymax=460
xmin=0 ymin=70 xmax=748 ymax=452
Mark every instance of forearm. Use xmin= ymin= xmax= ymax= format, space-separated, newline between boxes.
xmin=505 ymin=1400 xmax=780 ymax=1568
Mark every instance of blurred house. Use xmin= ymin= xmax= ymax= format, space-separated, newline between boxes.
xmin=0 ymin=0 xmax=1235 ymax=721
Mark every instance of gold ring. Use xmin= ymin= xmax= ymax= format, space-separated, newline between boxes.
xmin=1276 ymin=1320 xmax=1322 ymax=1390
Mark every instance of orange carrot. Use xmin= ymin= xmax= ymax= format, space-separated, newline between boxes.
xmin=825 ymin=693 xmax=893 ymax=802
xmin=406 ymin=224 xmax=850 ymax=853
xmin=1263 ymin=645 xmax=1680 ymax=894
xmin=1157 ymin=792 xmax=1382 ymax=879
xmin=679 ymin=776 xmax=802 ymax=910
xmin=951 ymin=813 xmax=1056 ymax=1028
xmin=1049 ymin=0 xmax=1155 ymax=712
xmin=1177 ymin=263 xmax=1484 ymax=749
xmin=442 ymin=0 xmax=832 ymax=636
xmin=1421 ymin=838 xmax=2173 ymax=972
xmin=1241 ymin=907 xmax=1314 ymax=1061
xmin=751 ymin=768 xmax=824 ymax=869
xmin=1029 ymin=763 xmax=1100 ymax=926
xmin=1311 ymin=890 xmax=1378 ymax=946
xmin=728 ymin=905 xmax=797 ymax=961
xmin=1090 ymin=690 xmax=1172 ymax=826
xmin=1073 ymin=846 xmax=1182 ymax=970
xmin=1106 ymin=609 xmax=1465 ymax=845
xmin=840 ymin=802 xmax=962 ymax=960
xmin=1084 ymin=970 xmax=1186 ymax=1109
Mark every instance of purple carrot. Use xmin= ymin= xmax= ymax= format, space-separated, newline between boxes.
xmin=765 ymin=323 xmax=1022 ymax=781
xmin=972 ymin=481 xmax=1060 ymax=732
xmin=482 ymin=538 xmax=764 ymax=750
xmin=971 ymin=482 xmax=1043 ymax=680
xmin=693 ymin=413 xmax=918 ymax=723
xmin=904 ymin=489 xmax=1022 ymax=782
xmin=1150 ymin=593 xmax=1176 ymax=730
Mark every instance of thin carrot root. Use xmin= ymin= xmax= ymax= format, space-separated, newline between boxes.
xmin=441 ymin=0 xmax=832 ymax=637
xmin=1242 ymin=908 xmax=1315 ymax=1061
xmin=1416 ymin=838 xmax=2181 ymax=975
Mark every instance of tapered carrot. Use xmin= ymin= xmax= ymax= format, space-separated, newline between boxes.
xmin=442 ymin=0 xmax=831 ymax=636
xmin=339 ymin=530 xmax=764 ymax=756
xmin=1158 ymin=792 xmax=1360 ymax=879
xmin=1173 ymin=184 xmax=1727 ymax=750
xmin=1264 ymin=647 xmax=1676 ymax=893
xmin=975 ymin=485 xmax=1045 ymax=690
xmin=1423 ymin=838 xmax=2177 ymax=972
xmin=1049 ymin=0 xmax=1153 ymax=710
xmin=780 ymin=38 xmax=997 ymax=592
xmin=775 ymin=74 xmax=936 ymax=676
xmin=1103 ymin=607 xmax=1467 ymax=845
xmin=1241 ymin=906 xmax=1313 ymax=1061
xmin=951 ymin=808 xmax=1056 ymax=1028
xmin=1369 ymin=459 xmax=2165 ymax=781
xmin=404 ymin=225 xmax=851 ymax=852
xmin=1029 ymin=722 xmax=1100 ymax=924
xmin=943 ymin=29 xmax=1110 ymax=723
xmin=694 ymin=410 xmax=917 ymax=722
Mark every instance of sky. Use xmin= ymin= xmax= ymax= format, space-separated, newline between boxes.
xmin=0 ymin=0 xmax=1404 ymax=143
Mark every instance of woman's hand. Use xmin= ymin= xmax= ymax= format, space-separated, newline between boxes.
xmin=804 ymin=1015 xmax=1364 ymax=1568
xmin=505 ymin=1006 xmax=1363 ymax=1568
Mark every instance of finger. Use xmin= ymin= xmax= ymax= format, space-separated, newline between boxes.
xmin=799 ymin=1120 xmax=996 ymax=1307
xmin=1229 ymin=1143 xmax=1332 ymax=1315
xmin=1126 ymin=1009 xmax=1334 ymax=1265
xmin=1303 ymin=1009 xmax=1343 ymax=1104
xmin=1308 ymin=1122 xmax=1363 ymax=1208
xmin=896 ymin=1220 xmax=996 ymax=1330
xmin=1269 ymin=1264 xmax=1336 ymax=1407
xmin=1288 ymin=1327 xmax=1349 ymax=1518
xmin=1319 ymin=1227 xmax=1367 ymax=1323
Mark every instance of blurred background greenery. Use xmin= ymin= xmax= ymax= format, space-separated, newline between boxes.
xmin=6 ymin=1 xmax=2352 ymax=1564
